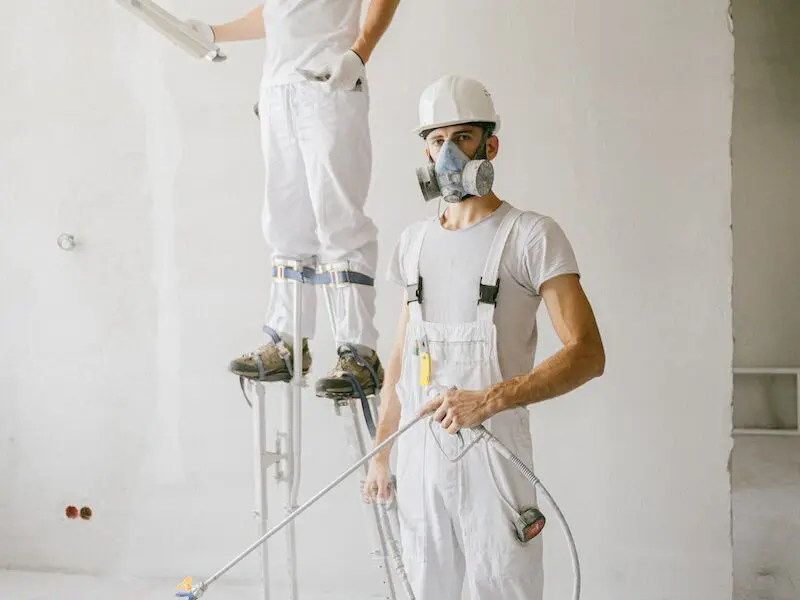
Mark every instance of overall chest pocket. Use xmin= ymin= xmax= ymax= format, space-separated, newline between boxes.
xmin=428 ymin=337 xmax=497 ymax=391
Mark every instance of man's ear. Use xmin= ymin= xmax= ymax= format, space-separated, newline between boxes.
xmin=486 ymin=135 xmax=499 ymax=160
xmin=424 ymin=147 xmax=431 ymax=162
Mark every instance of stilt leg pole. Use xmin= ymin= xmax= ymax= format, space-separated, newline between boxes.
xmin=334 ymin=397 xmax=398 ymax=600
xmin=253 ymin=383 xmax=273 ymax=600
xmin=284 ymin=262 xmax=303 ymax=599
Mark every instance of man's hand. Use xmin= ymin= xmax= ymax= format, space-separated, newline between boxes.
xmin=185 ymin=20 xmax=215 ymax=45
xmin=419 ymin=388 xmax=491 ymax=434
xmin=322 ymin=50 xmax=365 ymax=92
xmin=362 ymin=459 xmax=393 ymax=503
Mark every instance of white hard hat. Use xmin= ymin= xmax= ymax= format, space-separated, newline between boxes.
xmin=414 ymin=75 xmax=501 ymax=136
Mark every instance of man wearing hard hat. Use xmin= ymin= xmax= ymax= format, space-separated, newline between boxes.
xmin=363 ymin=75 xmax=606 ymax=598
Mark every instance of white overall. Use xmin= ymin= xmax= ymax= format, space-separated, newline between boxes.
xmin=258 ymin=0 xmax=378 ymax=349
xmin=258 ymin=80 xmax=378 ymax=348
xmin=395 ymin=207 xmax=544 ymax=599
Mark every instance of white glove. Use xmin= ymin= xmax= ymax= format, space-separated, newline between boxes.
xmin=322 ymin=49 xmax=366 ymax=91
xmin=185 ymin=19 xmax=215 ymax=45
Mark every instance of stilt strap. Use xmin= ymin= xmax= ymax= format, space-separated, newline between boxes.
xmin=237 ymin=327 xmax=296 ymax=408
xmin=271 ymin=265 xmax=317 ymax=283
xmin=271 ymin=264 xmax=374 ymax=286
xmin=262 ymin=326 xmax=294 ymax=376
xmin=337 ymin=344 xmax=381 ymax=439
xmin=239 ymin=376 xmax=253 ymax=408
xmin=311 ymin=269 xmax=374 ymax=287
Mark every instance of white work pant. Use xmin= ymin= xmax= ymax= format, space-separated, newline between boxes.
xmin=394 ymin=207 xmax=544 ymax=599
xmin=258 ymin=80 xmax=379 ymax=349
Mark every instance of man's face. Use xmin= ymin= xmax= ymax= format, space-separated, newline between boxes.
xmin=424 ymin=124 xmax=499 ymax=163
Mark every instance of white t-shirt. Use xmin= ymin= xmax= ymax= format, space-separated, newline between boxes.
xmin=262 ymin=0 xmax=363 ymax=86
xmin=387 ymin=201 xmax=580 ymax=379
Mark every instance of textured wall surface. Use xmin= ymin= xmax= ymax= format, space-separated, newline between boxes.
xmin=0 ymin=1 xmax=734 ymax=598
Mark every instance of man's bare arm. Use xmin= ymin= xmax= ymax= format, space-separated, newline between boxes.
xmin=485 ymin=274 xmax=605 ymax=412
xmin=211 ymin=5 xmax=265 ymax=43
xmin=371 ymin=301 xmax=409 ymax=464
xmin=351 ymin=0 xmax=402 ymax=63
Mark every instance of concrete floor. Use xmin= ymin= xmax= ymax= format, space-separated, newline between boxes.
xmin=0 ymin=569 xmax=373 ymax=600
xmin=732 ymin=436 xmax=800 ymax=600
xmin=3 ymin=436 xmax=797 ymax=600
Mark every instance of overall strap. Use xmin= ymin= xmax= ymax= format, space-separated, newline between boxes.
xmin=477 ymin=206 xmax=523 ymax=322
xmin=405 ymin=219 xmax=434 ymax=322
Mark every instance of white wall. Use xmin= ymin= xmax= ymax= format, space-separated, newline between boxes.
xmin=731 ymin=1 xmax=800 ymax=598
xmin=0 ymin=1 xmax=734 ymax=599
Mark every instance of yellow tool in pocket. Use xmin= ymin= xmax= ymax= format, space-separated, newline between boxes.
xmin=420 ymin=353 xmax=432 ymax=386
xmin=419 ymin=335 xmax=432 ymax=386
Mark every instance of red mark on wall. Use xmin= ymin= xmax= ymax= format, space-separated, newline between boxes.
xmin=65 ymin=505 xmax=93 ymax=520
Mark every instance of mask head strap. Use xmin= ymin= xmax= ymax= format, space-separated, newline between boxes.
xmin=472 ymin=122 xmax=495 ymax=160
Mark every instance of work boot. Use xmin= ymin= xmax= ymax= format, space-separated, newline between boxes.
xmin=315 ymin=344 xmax=384 ymax=399
xmin=228 ymin=329 xmax=312 ymax=382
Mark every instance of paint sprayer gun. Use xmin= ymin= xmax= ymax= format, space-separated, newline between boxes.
xmin=425 ymin=386 xmax=548 ymax=543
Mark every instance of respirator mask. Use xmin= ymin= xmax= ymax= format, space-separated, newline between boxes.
xmin=416 ymin=137 xmax=494 ymax=204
